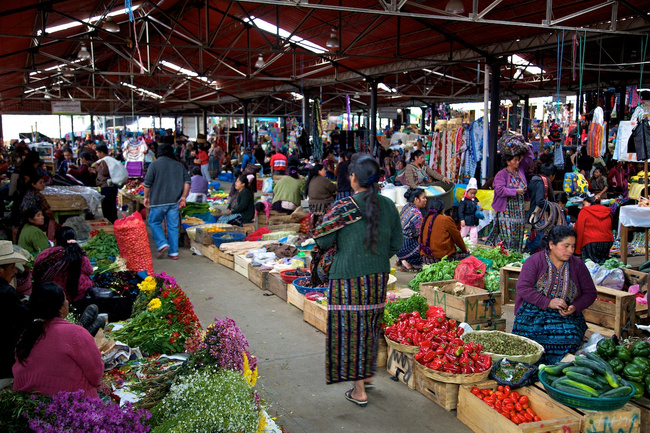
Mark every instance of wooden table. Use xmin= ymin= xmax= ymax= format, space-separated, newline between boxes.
xmin=42 ymin=186 xmax=90 ymax=222
xmin=118 ymin=190 xmax=145 ymax=215
xmin=619 ymin=205 xmax=650 ymax=265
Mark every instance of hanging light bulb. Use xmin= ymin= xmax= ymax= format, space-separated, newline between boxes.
xmin=326 ymin=29 xmax=339 ymax=49
xmin=77 ymin=44 xmax=91 ymax=60
xmin=445 ymin=0 xmax=465 ymax=14
xmin=254 ymin=54 xmax=265 ymax=69
xmin=102 ymin=16 xmax=120 ymax=33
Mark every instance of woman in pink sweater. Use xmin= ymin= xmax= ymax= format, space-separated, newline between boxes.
xmin=13 ymin=283 xmax=103 ymax=397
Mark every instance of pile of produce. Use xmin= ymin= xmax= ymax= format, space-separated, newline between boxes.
xmin=82 ymin=229 xmax=120 ymax=261
xmin=471 ymin=245 xmax=524 ymax=269
xmin=181 ymin=202 xmax=210 ymax=217
xmin=463 ymin=332 xmax=540 ymax=358
xmin=383 ymin=294 xmax=429 ymax=327
xmin=599 ymin=257 xmax=630 ymax=270
xmin=470 ymin=385 xmax=542 ymax=425
xmin=540 ymin=352 xmax=636 ymax=399
xmin=594 ymin=338 xmax=650 ymax=399
xmin=408 ymin=257 xmax=459 ymax=290
xmin=93 ymin=270 xmax=143 ymax=297
xmin=385 ymin=308 xmax=492 ymax=374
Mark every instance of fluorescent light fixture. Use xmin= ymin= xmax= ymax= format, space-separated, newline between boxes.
xmin=378 ymin=83 xmax=397 ymax=93
xmin=160 ymin=60 xmax=217 ymax=86
xmin=120 ymin=81 xmax=163 ymax=100
xmin=44 ymin=6 xmax=140 ymax=34
xmin=290 ymin=92 xmax=304 ymax=100
xmin=508 ymin=54 xmax=546 ymax=75
xmin=243 ymin=16 xmax=327 ymax=54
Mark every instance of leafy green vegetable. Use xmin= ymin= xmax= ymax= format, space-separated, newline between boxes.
xmin=383 ymin=294 xmax=429 ymax=326
xmin=471 ymin=246 xmax=524 ymax=269
xmin=82 ymin=229 xmax=120 ymax=261
xmin=601 ymin=257 xmax=630 ymax=270
xmin=408 ymin=256 xmax=459 ymax=290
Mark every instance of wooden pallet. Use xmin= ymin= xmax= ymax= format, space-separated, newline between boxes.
xmin=248 ymin=264 xmax=269 ymax=290
xmin=287 ymin=284 xmax=305 ymax=310
xmin=583 ymin=285 xmax=636 ymax=338
xmin=303 ymin=299 xmax=327 ymax=333
xmin=217 ymin=250 xmax=235 ymax=269
xmin=267 ymin=272 xmax=288 ymax=301
xmin=499 ymin=265 xmax=521 ymax=305
xmin=413 ymin=362 xmax=460 ymax=411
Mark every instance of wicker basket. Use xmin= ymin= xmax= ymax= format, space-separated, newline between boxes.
xmin=384 ymin=335 xmax=420 ymax=354
xmin=462 ymin=330 xmax=544 ymax=364
xmin=413 ymin=358 xmax=491 ymax=384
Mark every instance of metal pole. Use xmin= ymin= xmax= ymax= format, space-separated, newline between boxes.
xmin=58 ymin=115 xmax=62 ymax=140
xmin=71 ymin=115 xmax=74 ymax=142
xmin=420 ymin=106 xmax=426 ymax=134
xmin=488 ymin=63 xmax=501 ymax=178
xmin=482 ymin=65 xmax=489 ymax=184
xmin=302 ymin=91 xmax=310 ymax=136
xmin=242 ymin=102 xmax=249 ymax=149
xmin=370 ymin=80 xmax=378 ymax=157
xmin=90 ymin=113 xmax=95 ymax=141
xmin=523 ymin=96 xmax=530 ymax=137
xmin=202 ymin=108 xmax=207 ymax=137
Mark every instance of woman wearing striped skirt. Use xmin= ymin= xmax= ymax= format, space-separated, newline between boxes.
xmin=512 ymin=226 xmax=597 ymax=364
xmin=314 ymin=154 xmax=402 ymax=407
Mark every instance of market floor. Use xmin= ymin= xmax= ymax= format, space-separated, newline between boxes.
xmin=150 ymin=244 xmax=474 ymax=433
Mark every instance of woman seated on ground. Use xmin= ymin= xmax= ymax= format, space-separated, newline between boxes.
xmin=20 ymin=175 xmax=56 ymax=240
xmin=32 ymin=227 xmax=93 ymax=303
xmin=306 ymin=164 xmax=337 ymax=223
xmin=395 ymin=188 xmax=427 ymax=272
xmin=13 ymin=282 xmax=103 ymax=398
xmin=418 ymin=198 xmax=468 ymax=265
xmin=17 ymin=207 xmax=50 ymax=257
xmin=512 ymin=226 xmax=597 ymax=364
xmin=271 ymin=166 xmax=303 ymax=214
xmin=574 ymin=195 xmax=614 ymax=265
xmin=217 ymin=175 xmax=254 ymax=225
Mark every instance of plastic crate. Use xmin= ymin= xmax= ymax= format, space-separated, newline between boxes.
xmin=211 ymin=232 xmax=246 ymax=248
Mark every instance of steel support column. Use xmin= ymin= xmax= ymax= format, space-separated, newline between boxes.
xmin=488 ymin=64 xmax=500 ymax=178
xmin=202 ymin=108 xmax=208 ymax=138
xmin=420 ymin=106 xmax=426 ymax=134
xmin=242 ymin=102 xmax=249 ymax=149
xmin=370 ymin=80 xmax=378 ymax=157
xmin=522 ymin=96 xmax=530 ymax=136
xmin=90 ymin=113 xmax=95 ymax=141
xmin=302 ymin=91 xmax=310 ymax=136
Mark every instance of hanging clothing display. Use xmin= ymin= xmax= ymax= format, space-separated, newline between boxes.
xmin=587 ymin=107 xmax=606 ymax=157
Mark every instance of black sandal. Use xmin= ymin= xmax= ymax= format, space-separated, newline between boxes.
xmin=344 ymin=389 xmax=368 ymax=407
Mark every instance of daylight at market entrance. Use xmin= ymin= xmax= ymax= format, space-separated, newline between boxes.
xmin=0 ymin=0 xmax=650 ymax=432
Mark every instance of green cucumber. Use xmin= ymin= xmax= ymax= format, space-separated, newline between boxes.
xmin=600 ymin=386 xmax=633 ymax=398
xmin=574 ymin=358 xmax=606 ymax=374
xmin=542 ymin=361 xmax=574 ymax=376
xmin=593 ymin=373 xmax=610 ymax=388
xmin=546 ymin=374 xmax=562 ymax=384
xmin=555 ymin=383 xmax=594 ymax=397
xmin=604 ymin=370 xmax=622 ymax=389
xmin=562 ymin=379 xmax=600 ymax=397
xmin=563 ymin=366 xmax=595 ymax=376
xmin=552 ymin=376 xmax=570 ymax=386
xmin=639 ymin=259 xmax=650 ymax=272
xmin=565 ymin=371 xmax=603 ymax=389
xmin=585 ymin=352 xmax=613 ymax=372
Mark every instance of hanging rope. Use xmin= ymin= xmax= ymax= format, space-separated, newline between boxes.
xmin=640 ymin=33 xmax=649 ymax=88
xmin=576 ymin=30 xmax=587 ymax=139
xmin=556 ymin=29 xmax=565 ymax=105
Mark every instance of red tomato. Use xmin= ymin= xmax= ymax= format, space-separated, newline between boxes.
xmin=522 ymin=403 xmax=529 ymax=410
xmin=471 ymin=387 xmax=480 ymax=395
xmin=519 ymin=395 xmax=529 ymax=404
xmin=510 ymin=391 xmax=520 ymax=401
xmin=514 ymin=403 xmax=523 ymax=412
xmin=495 ymin=400 xmax=503 ymax=410
xmin=504 ymin=385 xmax=511 ymax=395
xmin=498 ymin=385 xmax=504 ymax=392
xmin=523 ymin=412 xmax=533 ymax=423
xmin=504 ymin=402 xmax=514 ymax=411
xmin=526 ymin=408 xmax=536 ymax=419
xmin=534 ymin=416 xmax=541 ymax=422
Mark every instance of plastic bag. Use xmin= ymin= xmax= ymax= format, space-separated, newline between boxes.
xmin=113 ymin=212 xmax=154 ymax=274
xmin=97 ymin=156 xmax=129 ymax=186
xmin=262 ymin=177 xmax=274 ymax=193
xmin=589 ymin=261 xmax=625 ymax=290
xmin=488 ymin=358 xmax=539 ymax=389
xmin=454 ymin=255 xmax=486 ymax=289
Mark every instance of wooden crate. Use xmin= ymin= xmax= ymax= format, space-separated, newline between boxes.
xmin=420 ymin=281 xmax=502 ymax=324
xmin=457 ymin=382 xmax=581 ymax=433
xmin=571 ymin=403 xmax=641 ymax=433
xmin=200 ymin=244 xmax=218 ymax=263
xmin=377 ymin=335 xmax=387 ymax=368
xmin=303 ymin=300 xmax=327 ymax=333
xmin=413 ymin=362 xmax=460 ymax=411
xmin=468 ymin=318 xmax=507 ymax=332
xmin=624 ymin=268 xmax=648 ymax=292
xmin=248 ymin=264 xmax=269 ymax=290
xmin=267 ymin=272 xmax=288 ymax=301
xmin=386 ymin=344 xmax=415 ymax=389
xmin=88 ymin=218 xmax=114 ymax=235
xmin=242 ymin=223 xmax=256 ymax=234
xmin=287 ymin=284 xmax=306 ymax=310
xmin=218 ymin=250 xmax=235 ymax=269
xmin=234 ymin=254 xmax=250 ymax=278
xmin=499 ymin=265 xmax=521 ymax=305
xmin=630 ymin=396 xmax=650 ymax=431
xmin=583 ymin=285 xmax=636 ymax=338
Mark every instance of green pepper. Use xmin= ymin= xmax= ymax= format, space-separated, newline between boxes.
xmin=632 ymin=357 xmax=650 ymax=375
xmin=623 ymin=363 xmax=645 ymax=383
xmin=597 ymin=339 xmax=616 ymax=359
xmin=608 ymin=357 xmax=626 ymax=374
xmin=629 ymin=380 xmax=645 ymax=399
xmin=632 ymin=341 xmax=650 ymax=358
xmin=645 ymin=375 xmax=650 ymax=397
xmin=616 ymin=346 xmax=633 ymax=363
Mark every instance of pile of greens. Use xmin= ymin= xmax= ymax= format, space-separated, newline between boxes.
xmin=82 ymin=230 xmax=120 ymax=261
xmin=601 ymin=257 xmax=630 ymax=270
xmin=471 ymin=246 xmax=524 ymax=270
xmin=384 ymin=294 xmax=429 ymax=326
xmin=181 ymin=202 xmax=210 ymax=217
xmin=408 ymin=257 xmax=460 ymax=290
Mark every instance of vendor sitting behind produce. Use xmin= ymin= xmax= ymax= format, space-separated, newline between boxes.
xmin=512 ymin=226 xmax=597 ymax=364
xmin=17 ymin=206 xmax=50 ymax=257
xmin=32 ymin=227 xmax=93 ymax=303
xmin=271 ymin=166 xmax=303 ymax=213
xmin=404 ymin=150 xmax=451 ymax=189
xmin=574 ymin=195 xmax=614 ymax=265
xmin=187 ymin=166 xmax=209 ymax=203
xmin=217 ymin=174 xmax=254 ymax=225
xmin=20 ymin=174 xmax=57 ymax=240
xmin=13 ymin=282 xmax=103 ymax=398
xmin=418 ymin=198 xmax=468 ymax=265
xmin=306 ymin=163 xmax=337 ymax=223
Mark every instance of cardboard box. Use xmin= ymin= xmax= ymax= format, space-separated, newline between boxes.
xmin=420 ymin=281 xmax=502 ymax=324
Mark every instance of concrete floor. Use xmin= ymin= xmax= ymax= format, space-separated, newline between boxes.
xmin=151 ymin=246 xmax=474 ymax=433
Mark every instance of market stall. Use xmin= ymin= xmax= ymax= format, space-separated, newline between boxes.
xmin=41 ymin=185 xmax=104 ymax=222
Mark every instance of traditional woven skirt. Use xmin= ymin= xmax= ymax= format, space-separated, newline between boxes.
xmin=309 ymin=202 xmax=332 ymax=216
xmin=487 ymin=196 xmax=525 ymax=253
xmin=326 ymin=273 xmax=388 ymax=384
xmin=396 ymin=237 xmax=422 ymax=267
xmin=582 ymin=241 xmax=613 ymax=265
xmin=512 ymin=301 xmax=587 ymax=364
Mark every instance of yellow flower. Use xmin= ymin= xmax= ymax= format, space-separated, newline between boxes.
xmin=256 ymin=411 xmax=267 ymax=433
xmin=147 ymin=298 xmax=162 ymax=311
xmin=242 ymin=352 xmax=258 ymax=387
xmin=138 ymin=276 xmax=157 ymax=293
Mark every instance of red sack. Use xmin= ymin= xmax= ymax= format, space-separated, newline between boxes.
xmin=454 ymin=255 xmax=486 ymax=289
xmin=114 ymin=212 xmax=154 ymax=274
xmin=245 ymin=227 xmax=271 ymax=242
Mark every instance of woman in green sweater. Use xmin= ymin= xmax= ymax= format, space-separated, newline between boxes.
xmin=271 ymin=166 xmax=303 ymax=213
xmin=218 ymin=175 xmax=255 ymax=225
xmin=18 ymin=206 xmax=50 ymax=257
xmin=314 ymin=154 xmax=403 ymax=408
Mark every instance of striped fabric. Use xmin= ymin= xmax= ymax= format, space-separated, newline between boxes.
xmin=326 ymin=273 xmax=388 ymax=384
xmin=512 ymin=301 xmax=587 ymax=364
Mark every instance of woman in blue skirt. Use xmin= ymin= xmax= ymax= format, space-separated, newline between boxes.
xmin=512 ymin=226 xmax=597 ymax=364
